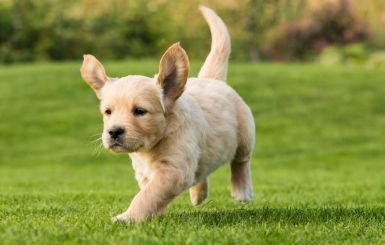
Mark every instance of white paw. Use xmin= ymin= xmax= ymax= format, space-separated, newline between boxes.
xmin=112 ymin=213 xmax=131 ymax=223
xmin=232 ymin=188 xmax=253 ymax=202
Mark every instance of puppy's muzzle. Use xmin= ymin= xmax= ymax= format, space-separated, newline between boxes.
xmin=105 ymin=127 xmax=142 ymax=152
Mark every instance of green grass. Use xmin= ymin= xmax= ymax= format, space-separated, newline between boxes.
xmin=1 ymin=60 xmax=385 ymax=244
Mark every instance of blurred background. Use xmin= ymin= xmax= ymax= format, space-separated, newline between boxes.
xmin=0 ymin=0 xmax=384 ymax=66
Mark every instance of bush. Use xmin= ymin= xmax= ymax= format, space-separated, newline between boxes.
xmin=318 ymin=43 xmax=368 ymax=65
xmin=366 ymin=52 xmax=385 ymax=69
xmin=0 ymin=0 xmax=163 ymax=63
xmin=261 ymin=0 xmax=369 ymax=61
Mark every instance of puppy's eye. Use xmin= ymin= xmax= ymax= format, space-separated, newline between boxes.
xmin=133 ymin=107 xmax=147 ymax=116
xmin=104 ymin=109 xmax=112 ymax=115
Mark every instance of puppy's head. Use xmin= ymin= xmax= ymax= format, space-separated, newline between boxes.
xmin=80 ymin=43 xmax=189 ymax=153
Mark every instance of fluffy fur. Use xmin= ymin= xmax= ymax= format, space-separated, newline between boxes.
xmin=80 ymin=6 xmax=255 ymax=222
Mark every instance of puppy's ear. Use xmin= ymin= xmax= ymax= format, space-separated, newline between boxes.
xmin=80 ymin=54 xmax=108 ymax=99
xmin=157 ymin=42 xmax=189 ymax=109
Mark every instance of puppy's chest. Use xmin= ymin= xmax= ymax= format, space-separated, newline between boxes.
xmin=130 ymin=155 xmax=155 ymax=179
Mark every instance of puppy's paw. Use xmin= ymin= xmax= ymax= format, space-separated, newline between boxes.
xmin=189 ymin=180 xmax=208 ymax=206
xmin=231 ymin=188 xmax=253 ymax=202
xmin=112 ymin=213 xmax=132 ymax=223
xmin=190 ymin=190 xmax=208 ymax=206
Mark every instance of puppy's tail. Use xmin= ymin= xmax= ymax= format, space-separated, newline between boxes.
xmin=198 ymin=6 xmax=231 ymax=82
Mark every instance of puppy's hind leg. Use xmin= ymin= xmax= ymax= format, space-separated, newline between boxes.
xmin=189 ymin=178 xmax=208 ymax=206
xmin=231 ymin=155 xmax=253 ymax=202
xmin=231 ymin=103 xmax=255 ymax=202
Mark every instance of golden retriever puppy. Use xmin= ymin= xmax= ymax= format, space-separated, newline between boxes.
xmin=80 ymin=6 xmax=255 ymax=222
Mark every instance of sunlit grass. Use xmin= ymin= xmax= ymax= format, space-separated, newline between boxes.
xmin=1 ymin=61 xmax=385 ymax=243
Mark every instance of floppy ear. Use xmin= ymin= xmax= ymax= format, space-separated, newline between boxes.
xmin=157 ymin=42 xmax=189 ymax=109
xmin=80 ymin=54 xmax=108 ymax=99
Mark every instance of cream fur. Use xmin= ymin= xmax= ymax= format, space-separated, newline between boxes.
xmin=80 ymin=6 xmax=255 ymax=223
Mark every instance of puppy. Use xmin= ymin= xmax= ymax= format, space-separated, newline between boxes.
xmin=80 ymin=6 xmax=255 ymax=222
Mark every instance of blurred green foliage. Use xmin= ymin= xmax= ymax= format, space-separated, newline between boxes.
xmin=0 ymin=0 xmax=165 ymax=62
xmin=0 ymin=0 xmax=384 ymax=63
xmin=366 ymin=52 xmax=385 ymax=69
xmin=318 ymin=43 xmax=368 ymax=66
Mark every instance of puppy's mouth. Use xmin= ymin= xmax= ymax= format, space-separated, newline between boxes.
xmin=109 ymin=142 xmax=125 ymax=151
xmin=107 ymin=141 xmax=142 ymax=153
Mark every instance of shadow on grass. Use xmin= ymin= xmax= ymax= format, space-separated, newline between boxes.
xmin=169 ymin=207 xmax=385 ymax=226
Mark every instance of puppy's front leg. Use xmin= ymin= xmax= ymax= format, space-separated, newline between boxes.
xmin=113 ymin=168 xmax=187 ymax=223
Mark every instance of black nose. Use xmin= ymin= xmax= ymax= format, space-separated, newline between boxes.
xmin=108 ymin=127 xmax=125 ymax=139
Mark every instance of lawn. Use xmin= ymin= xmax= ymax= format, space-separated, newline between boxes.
xmin=0 ymin=60 xmax=385 ymax=244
